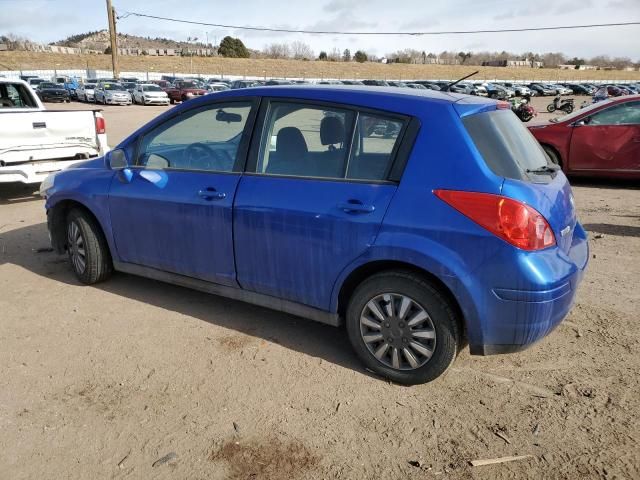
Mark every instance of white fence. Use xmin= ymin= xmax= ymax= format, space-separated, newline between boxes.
xmin=0 ymin=68 xmax=634 ymax=84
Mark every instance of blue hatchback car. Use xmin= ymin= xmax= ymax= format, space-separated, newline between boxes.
xmin=40 ymin=86 xmax=588 ymax=384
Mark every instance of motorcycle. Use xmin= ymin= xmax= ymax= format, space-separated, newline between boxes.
xmin=546 ymin=95 xmax=574 ymax=114
xmin=511 ymin=98 xmax=537 ymax=122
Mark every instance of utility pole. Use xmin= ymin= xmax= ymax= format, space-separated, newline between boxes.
xmin=106 ymin=0 xmax=119 ymax=78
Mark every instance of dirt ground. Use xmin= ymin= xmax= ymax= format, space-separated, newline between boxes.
xmin=0 ymin=100 xmax=639 ymax=479
xmin=3 ymin=50 xmax=640 ymax=82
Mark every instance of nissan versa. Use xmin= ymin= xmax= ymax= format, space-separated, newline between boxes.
xmin=39 ymin=86 xmax=588 ymax=385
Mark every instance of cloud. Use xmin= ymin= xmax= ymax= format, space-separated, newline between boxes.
xmin=323 ymin=0 xmax=354 ymax=13
xmin=398 ymin=18 xmax=440 ymax=31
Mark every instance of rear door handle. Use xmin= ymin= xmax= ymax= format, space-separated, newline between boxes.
xmin=338 ymin=200 xmax=375 ymax=214
xmin=198 ymin=187 xmax=226 ymax=200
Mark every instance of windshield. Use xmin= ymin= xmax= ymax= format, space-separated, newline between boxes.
xmin=181 ymin=81 xmax=197 ymax=88
xmin=123 ymin=82 xmax=136 ymax=88
xmin=84 ymin=84 xmax=96 ymax=89
xmin=143 ymin=85 xmax=163 ymax=92
xmin=463 ymin=109 xmax=550 ymax=181
xmin=39 ymin=83 xmax=57 ymax=88
xmin=104 ymin=84 xmax=124 ymax=91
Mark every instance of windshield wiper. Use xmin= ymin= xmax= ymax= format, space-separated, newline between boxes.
xmin=526 ymin=165 xmax=560 ymax=174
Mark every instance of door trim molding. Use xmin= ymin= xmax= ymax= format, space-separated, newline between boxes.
xmin=113 ymin=261 xmax=342 ymax=327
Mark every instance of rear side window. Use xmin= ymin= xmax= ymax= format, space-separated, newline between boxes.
xmin=0 ymin=83 xmax=38 ymax=108
xmin=347 ymin=114 xmax=403 ymax=181
xmin=462 ymin=110 xmax=549 ymax=180
xmin=254 ymin=101 xmax=407 ymax=182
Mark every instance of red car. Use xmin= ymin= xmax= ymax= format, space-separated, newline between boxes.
xmin=529 ymin=95 xmax=640 ymax=179
xmin=165 ymin=80 xmax=206 ymax=104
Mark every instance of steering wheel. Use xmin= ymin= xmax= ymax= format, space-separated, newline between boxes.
xmin=183 ymin=142 xmax=232 ymax=171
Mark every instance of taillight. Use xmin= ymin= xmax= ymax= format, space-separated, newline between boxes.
xmin=496 ymin=101 xmax=511 ymax=110
xmin=95 ymin=116 xmax=106 ymax=134
xmin=434 ymin=190 xmax=555 ymax=251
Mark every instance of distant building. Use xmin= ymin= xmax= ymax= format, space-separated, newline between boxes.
xmin=558 ymin=64 xmax=598 ymax=70
xmin=482 ymin=58 xmax=543 ymax=68
xmin=0 ymin=44 xmax=7 ymax=51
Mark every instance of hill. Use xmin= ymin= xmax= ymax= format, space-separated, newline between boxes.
xmin=54 ymin=30 xmax=208 ymax=52
xmin=1 ymin=51 xmax=639 ymax=82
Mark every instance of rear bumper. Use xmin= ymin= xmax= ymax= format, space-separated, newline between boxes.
xmin=0 ymin=159 xmax=90 ymax=184
xmin=468 ymin=223 xmax=589 ymax=355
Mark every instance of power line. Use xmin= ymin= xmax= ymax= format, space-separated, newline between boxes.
xmin=117 ymin=12 xmax=640 ymax=36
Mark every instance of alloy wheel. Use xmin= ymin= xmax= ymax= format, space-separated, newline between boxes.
xmin=67 ymin=221 xmax=86 ymax=274
xmin=359 ymin=293 xmax=436 ymax=370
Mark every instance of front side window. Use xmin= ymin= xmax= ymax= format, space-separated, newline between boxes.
xmin=588 ymin=101 xmax=640 ymax=126
xmin=255 ymin=101 xmax=407 ymax=181
xmin=137 ymin=102 xmax=252 ymax=172
xmin=0 ymin=83 xmax=37 ymax=108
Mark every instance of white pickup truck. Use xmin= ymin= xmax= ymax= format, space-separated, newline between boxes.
xmin=0 ymin=78 xmax=109 ymax=184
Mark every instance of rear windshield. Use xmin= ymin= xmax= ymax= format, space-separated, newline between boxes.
xmin=462 ymin=109 xmax=549 ymax=181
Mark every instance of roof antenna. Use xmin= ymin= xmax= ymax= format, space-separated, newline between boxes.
xmin=443 ymin=70 xmax=479 ymax=92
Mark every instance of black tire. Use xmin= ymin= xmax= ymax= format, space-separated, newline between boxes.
xmin=542 ymin=145 xmax=562 ymax=167
xmin=546 ymin=104 xmax=556 ymax=113
xmin=563 ymin=104 xmax=574 ymax=114
xmin=66 ymin=208 xmax=113 ymax=285
xmin=346 ymin=270 xmax=460 ymax=385
xmin=170 ymin=98 xmax=175 ymax=104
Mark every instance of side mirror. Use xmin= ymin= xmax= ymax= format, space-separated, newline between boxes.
xmin=216 ymin=109 xmax=242 ymax=123
xmin=108 ymin=148 xmax=129 ymax=169
xmin=572 ymin=119 xmax=587 ymax=127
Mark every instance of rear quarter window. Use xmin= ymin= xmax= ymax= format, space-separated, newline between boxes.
xmin=462 ymin=110 xmax=549 ymax=181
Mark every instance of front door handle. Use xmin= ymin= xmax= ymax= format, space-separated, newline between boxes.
xmin=338 ymin=200 xmax=375 ymax=214
xmin=198 ymin=187 xmax=226 ymax=200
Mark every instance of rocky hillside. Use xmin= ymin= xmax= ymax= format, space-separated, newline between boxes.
xmin=55 ymin=30 xmax=208 ymax=52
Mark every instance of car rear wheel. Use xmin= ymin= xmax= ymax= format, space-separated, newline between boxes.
xmin=346 ymin=271 xmax=459 ymax=385
xmin=66 ymin=209 xmax=112 ymax=285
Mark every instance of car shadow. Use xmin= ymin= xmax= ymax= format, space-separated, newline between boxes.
xmin=0 ymin=184 xmax=41 ymax=205
xmin=569 ymin=177 xmax=640 ymax=190
xmin=584 ymin=223 xmax=640 ymax=238
xmin=0 ymin=221 xmax=379 ymax=380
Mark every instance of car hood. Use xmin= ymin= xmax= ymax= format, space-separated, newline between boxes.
xmin=40 ymin=88 xmax=67 ymax=93
xmin=182 ymin=89 xmax=206 ymax=94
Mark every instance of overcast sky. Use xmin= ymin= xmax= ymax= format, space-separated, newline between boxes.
xmin=1 ymin=0 xmax=639 ymax=59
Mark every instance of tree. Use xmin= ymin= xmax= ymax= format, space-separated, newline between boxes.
xmin=218 ymin=36 xmax=249 ymax=58
xmin=458 ymin=51 xmax=472 ymax=64
xmin=263 ymin=43 xmax=290 ymax=59
xmin=104 ymin=46 xmax=112 ymax=54
xmin=328 ymin=48 xmax=341 ymax=61
xmin=354 ymin=50 xmax=368 ymax=63
xmin=318 ymin=51 xmax=328 ymax=60
xmin=567 ymin=57 xmax=585 ymax=66
xmin=343 ymin=48 xmax=351 ymax=62
xmin=291 ymin=41 xmax=313 ymax=60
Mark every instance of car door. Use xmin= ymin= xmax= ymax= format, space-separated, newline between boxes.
xmin=108 ymin=99 xmax=258 ymax=286
xmin=570 ymin=100 xmax=640 ymax=173
xmin=233 ymin=99 xmax=411 ymax=310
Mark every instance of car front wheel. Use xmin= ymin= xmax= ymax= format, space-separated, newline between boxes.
xmin=346 ymin=271 xmax=460 ymax=385
xmin=66 ymin=209 xmax=112 ymax=284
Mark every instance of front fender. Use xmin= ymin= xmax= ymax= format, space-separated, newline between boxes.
xmin=45 ymin=168 xmax=116 ymax=258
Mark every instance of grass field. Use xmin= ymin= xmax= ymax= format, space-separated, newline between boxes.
xmin=2 ymin=51 xmax=640 ymax=81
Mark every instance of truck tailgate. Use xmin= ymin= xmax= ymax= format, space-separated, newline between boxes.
xmin=0 ymin=110 xmax=100 ymax=164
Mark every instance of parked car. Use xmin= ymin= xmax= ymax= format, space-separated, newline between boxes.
xmin=27 ymin=78 xmax=46 ymax=89
xmin=387 ymin=81 xmax=410 ymax=88
xmin=546 ymin=84 xmax=573 ymax=95
xmin=503 ymin=83 xmax=532 ymax=97
xmin=165 ymin=80 xmax=207 ymax=103
xmin=132 ymin=84 xmax=170 ymax=105
xmin=0 ymin=78 xmax=108 ymax=184
xmin=563 ymin=84 xmax=592 ymax=95
xmin=76 ymin=83 xmax=97 ymax=102
xmin=406 ymin=83 xmax=427 ymax=90
xmin=414 ymin=81 xmax=441 ymax=90
xmin=362 ymin=80 xmax=390 ymax=86
xmin=470 ymin=84 xmax=488 ymax=96
xmin=230 ymin=80 xmax=262 ymax=89
xmin=264 ymin=80 xmax=294 ymax=86
xmin=529 ymin=83 xmax=556 ymax=96
xmin=122 ymin=81 xmax=137 ymax=94
xmin=529 ymin=95 xmax=640 ymax=179
xmin=94 ymin=82 xmax=132 ymax=105
xmin=40 ymin=86 xmax=588 ymax=385
xmin=341 ymin=80 xmax=365 ymax=85
xmin=148 ymin=80 xmax=172 ymax=92
xmin=483 ymin=83 xmax=510 ymax=99
xmin=205 ymin=83 xmax=230 ymax=93
xmin=35 ymin=82 xmax=70 ymax=103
